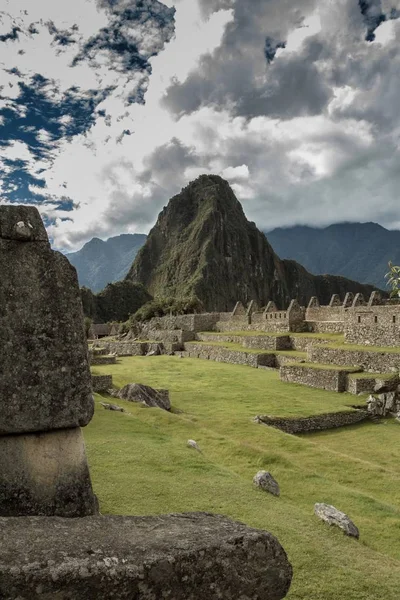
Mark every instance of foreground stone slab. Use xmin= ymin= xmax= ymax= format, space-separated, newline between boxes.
xmin=0 ymin=206 xmax=93 ymax=434
xmin=0 ymin=513 xmax=292 ymax=599
xmin=314 ymin=503 xmax=359 ymax=538
xmin=0 ymin=428 xmax=97 ymax=517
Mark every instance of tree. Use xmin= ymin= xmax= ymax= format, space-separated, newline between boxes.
xmin=385 ymin=262 xmax=400 ymax=298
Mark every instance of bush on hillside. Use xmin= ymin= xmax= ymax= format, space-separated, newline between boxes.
xmin=130 ymin=296 xmax=204 ymax=323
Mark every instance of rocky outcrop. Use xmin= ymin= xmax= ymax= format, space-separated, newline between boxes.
xmin=0 ymin=205 xmax=97 ymax=517
xmin=126 ymin=174 xmax=378 ymax=311
xmin=0 ymin=513 xmax=293 ymax=599
xmin=253 ymin=471 xmax=280 ymax=496
xmin=117 ymin=383 xmax=171 ymax=411
xmin=314 ymin=503 xmax=359 ymax=538
xmin=366 ymin=392 xmax=400 ymax=416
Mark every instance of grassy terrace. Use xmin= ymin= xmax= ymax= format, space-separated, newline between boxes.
xmin=87 ymin=356 xmax=400 ymax=600
xmin=323 ymin=341 xmax=400 ymax=354
xmin=284 ymin=362 xmax=361 ymax=372
xmin=348 ymin=372 xmax=398 ymax=380
xmin=186 ymin=340 xmax=307 ymax=358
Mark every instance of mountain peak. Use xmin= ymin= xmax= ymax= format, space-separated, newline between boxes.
xmin=126 ymin=177 xmax=378 ymax=310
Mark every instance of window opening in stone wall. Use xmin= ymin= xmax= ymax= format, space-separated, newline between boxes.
xmin=358 ymin=316 xmax=361 ymax=323
xmin=374 ymin=316 xmax=378 ymax=323
xmin=393 ymin=316 xmax=396 ymax=323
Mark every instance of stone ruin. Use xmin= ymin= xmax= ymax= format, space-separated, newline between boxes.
xmin=0 ymin=205 xmax=97 ymax=517
xmin=0 ymin=206 xmax=292 ymax=598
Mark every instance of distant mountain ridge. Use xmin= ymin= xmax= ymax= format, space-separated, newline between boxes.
xmin=266 ymin=222 xmax=399 ymax=291
xmin=126 ymin=174 xmax=379 ymax=311
xmin=65 ymin=233 xmax=147 ymax=292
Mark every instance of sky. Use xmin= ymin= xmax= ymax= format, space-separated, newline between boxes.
xmin=1 ymin=0 xmax=400 ymax=251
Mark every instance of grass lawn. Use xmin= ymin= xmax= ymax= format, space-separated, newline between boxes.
xmin=326 ymin=341 xmax=400 ymax=354
xmin=348 ymin=372 xmax=397 ymax=380
xmin=286 ymin=362 xmax=361 ymax=372
xmin=86 ymin=356 xmax=400 ymax=600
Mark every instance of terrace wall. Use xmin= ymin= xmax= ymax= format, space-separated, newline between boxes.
xmin=308 ymin=346 xmax=400 ymax=373
xmin=184 ymin=343 xmax=276 ymax=368
xmin=91 ymin=375 xmax=113 ymax=392
xmin=256 ymin=410 xmax=369 ymax=434
xmin=280 ymin=365 xmax=351 ymax=392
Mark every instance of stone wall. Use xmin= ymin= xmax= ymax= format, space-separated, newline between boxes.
xmin=305 ymin=307 xmax=344 ymax=322
xmin=280 ymin=365 xmax=351 ymax=392
xmin=256 ymin=410 xmax=369 ymax=434
xmin=289 ymin=336 xmax=332 ymax=351
xmin=184 ymin=343 xmax=276 ymax=368
xmin=344 ymin=305 xmax=400 ymax=347
xmin=94 ymin=340 xmax=181 ymax=356
xmin=140 ymin=328 xmax=195 ymax=344
xmin=90 ymin=354 xmax=117 ymax=365
xmin=92 ymin=375 xmax=113 ymax=392
xmin=346 ymin=376 xmax=376 ymax=395
xmin=243 ymin=335 xmax=292 ymax=350
xmin=305 ymin=321 xmax=345 ymax=334
xmin=308 ymin=345 xmax=400 ymax=373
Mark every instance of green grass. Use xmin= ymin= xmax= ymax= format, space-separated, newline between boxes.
xmin=326 ymin=341 xmax=400 ymax=354
xmin=348 ymin=372 xmax=397 ymax=380
xmin=187 ymin=340 xmax=307 ymax=358
xmin=286 ymin=362 xmax=361 ymax=372
xmin=85 ymin=356 xmax=400 ymax=600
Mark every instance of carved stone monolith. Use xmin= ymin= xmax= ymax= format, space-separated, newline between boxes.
xmin=0 ymin=205 xmax=97 ymax=516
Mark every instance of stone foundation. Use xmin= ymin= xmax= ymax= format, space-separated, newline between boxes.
xmin=257 ymin=410 xmax=369 ymax=434
xmin=308 ymin=346 xmax=400 ymax=373
xmin=90 ymin=354 xmax=117 ymax=365
xmin=280 ymin=364 xmax=355 ymax=392
xmin=92 ymin=375 xmax=113 ymax=392
xmin=0 ymin=513 xmax=293 ymax=600
xmin=184 ymin=343 xmax=276 ymax=368
xmin=0 ymin=428 xmax=98 ymax=517
xmin=305 ymin=321 xmax=345 ymax=334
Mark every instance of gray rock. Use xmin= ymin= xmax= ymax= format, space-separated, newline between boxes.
xmin=0 ymin=513 xmax=293 ymax=599
xmin=187 ymin=439 xmax=202 ymax=452
xmin=100 ymin=402 xmax=124 ymax=412
xmin=117 ymin=383 xmax=171 ymax=411
xmin=314 ymin=503 xmax=359 ymax=538
xmin=366 ymin=392 xmax=400 ymax=416
xmin=0 ymin=428 xmax=98 ymax=517
xmin=0 ymin=206 xmax=93 ymax=435
xmin=253 ymin=471 xmax=280 ymax=497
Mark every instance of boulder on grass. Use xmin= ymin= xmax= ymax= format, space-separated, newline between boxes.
xmin=253 ymin=471 xmax=280 ymax=497
xmin=314 ymin=503 xmax=359 ymax=538
xmin=117 ymin=383 xmax=171 ymax=411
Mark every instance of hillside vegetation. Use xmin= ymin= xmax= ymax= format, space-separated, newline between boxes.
xmin=127 ymin=175 xmax=380 ymax=311
xmin=267 ymin=222 xmax=398 ymax=290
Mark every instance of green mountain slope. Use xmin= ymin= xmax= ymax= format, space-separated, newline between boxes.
xmin=126 ymin=174 xmax=379 ymax=311
xmin=267 ymin=223 xmax=398 ymax=290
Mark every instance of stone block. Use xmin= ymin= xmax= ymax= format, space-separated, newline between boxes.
xmin=0 ymin=205 xmax=48 ymax=242
xmin=0 ymin=513 xmax=292 ymax=599
xmin=0 ymin=206 xmax=93 ymax=434
xmin=0 ymin=427 xmax=98 ymax=517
